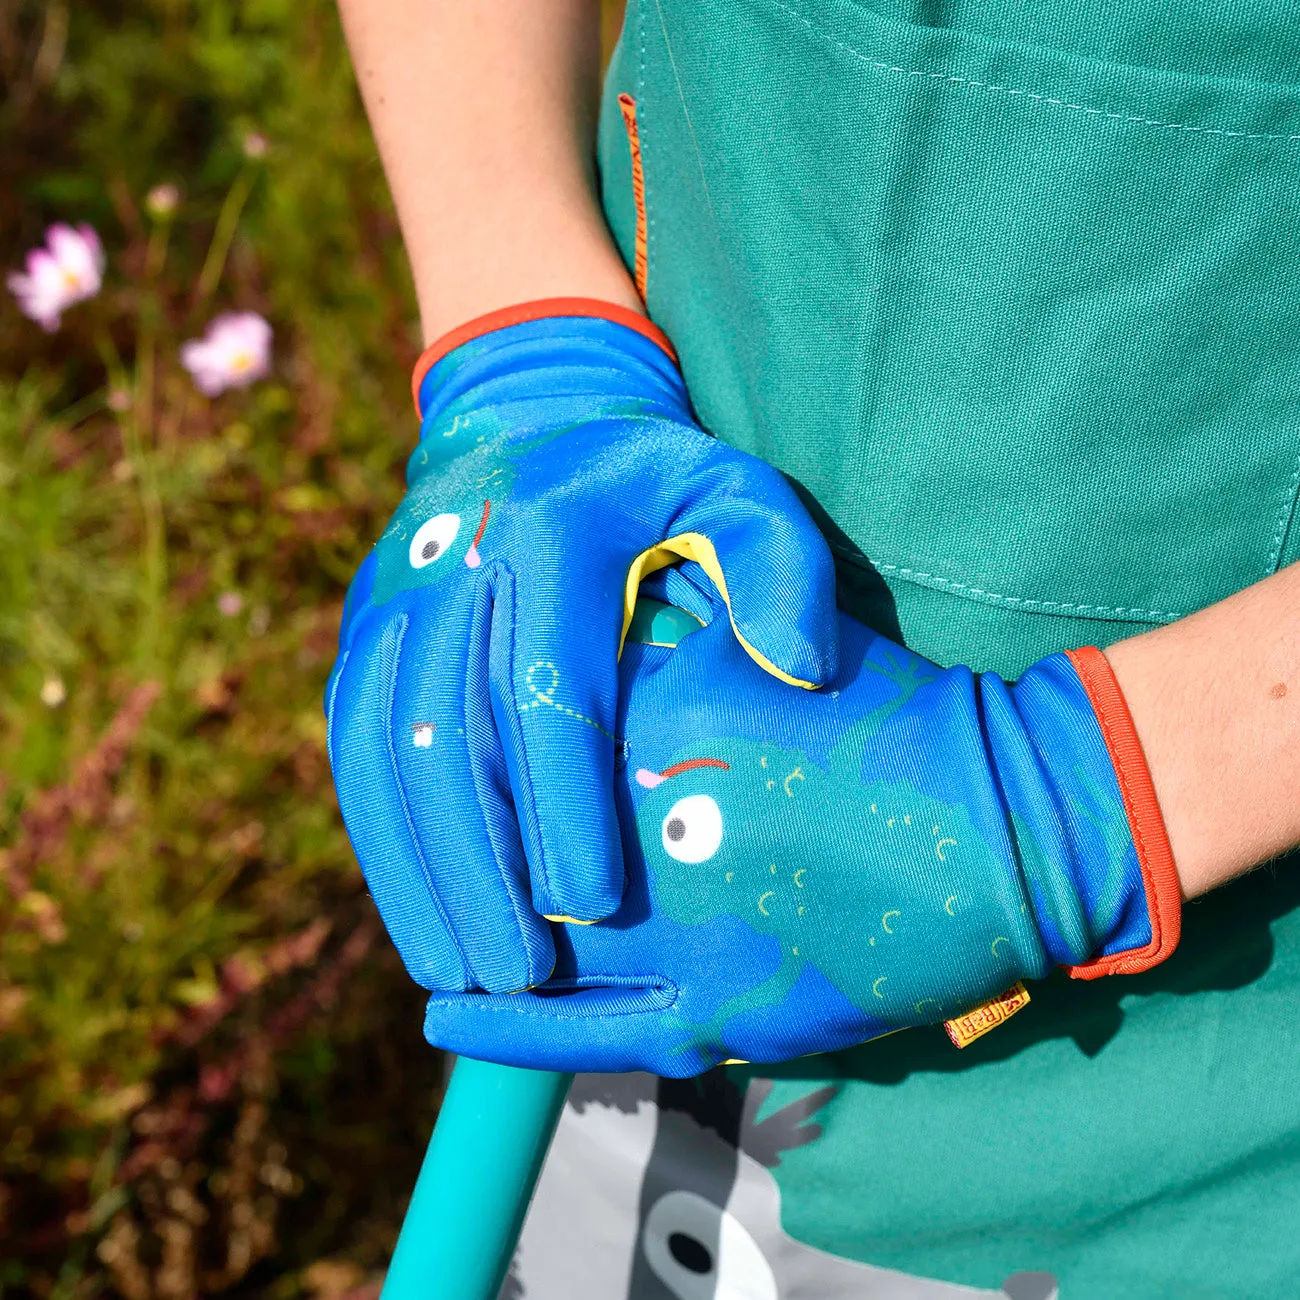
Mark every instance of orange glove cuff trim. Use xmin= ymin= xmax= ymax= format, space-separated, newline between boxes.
xmin=1063 ymin=645 xmax=1182 ymax=980
xmin=410 ymin=298 xmax=678 ymax=415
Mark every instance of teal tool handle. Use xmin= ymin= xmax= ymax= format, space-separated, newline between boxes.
xmin=381 ymin=1061 xmax=572 ymax=1300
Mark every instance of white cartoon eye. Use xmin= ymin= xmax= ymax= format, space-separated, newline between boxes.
xmin=408 ymin=513 xmax=461 ymax=569
xmin=661 ymin=794 xmax=723 ymax=864
xmin=642 ymin=1190 xmax=776 ymax=1300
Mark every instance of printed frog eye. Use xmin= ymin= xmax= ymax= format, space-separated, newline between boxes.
xmin=662 ymin=794 xmax=723 ymax=864
xmin=641 ymin=1189 xmax=776 ymax=1300
xmin=408 ymin=513 xmax=461 ymax=569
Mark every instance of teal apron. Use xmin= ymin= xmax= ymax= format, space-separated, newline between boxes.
xmin=591 ymin=0 xmax=1300 ymax=1293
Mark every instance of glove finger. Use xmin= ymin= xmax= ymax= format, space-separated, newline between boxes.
xmin=489 ymin=568 xmax=625 ymax=924
xmin=327 ymin=611 xmax=472 ymax=992
xmin=674 ymin=452 xmax=839 ymax=688
xmin=391 ymin=583 xmax=554 ymax=993
xmin=324 ymin=551 xmax=379 ymax=721
xmin=421 ymin=983 xmax=697 ymax=1076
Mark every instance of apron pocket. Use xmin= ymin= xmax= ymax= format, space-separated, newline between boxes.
xmin=603 ymin=0 xmax=1300 ymax=639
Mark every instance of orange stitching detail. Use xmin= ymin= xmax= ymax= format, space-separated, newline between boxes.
xmin=1063 ymin=646 xmax=1182 ymax=979
xmin=410 ymin=297 xmax=678 ymax=415
xmin=617 ymin=93 xmax=649 ymax=302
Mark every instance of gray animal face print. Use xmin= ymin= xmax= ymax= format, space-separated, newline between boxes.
xmin=502 ymin=1073 xmax=1058 ymax=1300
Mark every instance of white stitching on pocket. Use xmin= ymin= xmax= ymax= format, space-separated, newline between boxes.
xmin=870 ymin=561 xmax=1183 ymax=622
xmin=763 ymin=0 xmax=1300 ymax=144
xmin=1266 ymin=450 xmax=1300 ymax=573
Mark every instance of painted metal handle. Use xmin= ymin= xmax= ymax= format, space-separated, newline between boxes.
xmin=381 ymin=1060 xmax=573 ymax=1300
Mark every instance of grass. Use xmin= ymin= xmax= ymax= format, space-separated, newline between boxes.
xmin=0 ymin=1 xmax=459 ymax=1293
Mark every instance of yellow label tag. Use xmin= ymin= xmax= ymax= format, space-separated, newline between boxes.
xmin=944 ymin=982 xmax=1031 ymax=1048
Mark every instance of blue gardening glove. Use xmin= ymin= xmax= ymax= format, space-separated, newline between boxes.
xmin=325 ymin=301 xmax=839 ymax=996
xmin=421 ymin=581 xmax=1181 ymax=1076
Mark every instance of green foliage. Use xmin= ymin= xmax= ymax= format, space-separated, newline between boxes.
xmin=0 ymin=1 xmax=447 ymax=1293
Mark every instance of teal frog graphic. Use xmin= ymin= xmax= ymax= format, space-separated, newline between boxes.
xmin=368 ymin=398 xmax=668 ymax=607
xmin=369 ymin=410 xmax=517 ymax=606
xmin=632 ymin=650 xmax=1044 ymax=1041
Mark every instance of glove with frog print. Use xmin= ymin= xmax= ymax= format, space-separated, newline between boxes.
xmin=421 ymin=579 xmax=1182 ymax=1076
xmin=325 ymin=300 xmax=840 ymax=999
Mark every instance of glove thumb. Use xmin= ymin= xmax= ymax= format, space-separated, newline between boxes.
xmin=624 ymin=488 xmax=839 ymax=688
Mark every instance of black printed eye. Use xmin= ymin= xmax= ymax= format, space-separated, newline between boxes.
xmin=668 ymin=1232 xmax=712 ymax=1274
xmin=408 ymin=513 xmax=461 ymax=570
xmin=661 ymin=795 xmax=723 ymax=864
xmin=641 ymin=1189 xmax=775 ymax=1300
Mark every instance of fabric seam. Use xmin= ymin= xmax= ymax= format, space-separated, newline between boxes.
xmin=383 ymin=614 xmax=473 ymax=988
xmin=638 ymin=0 xmax=648 ymax=283
xmin=497 ymin=567 xmax=555 ymax=918
xmin=617 ymin=94 xmax=650 ymax=301
xmin=323 ymin=651 xmax=347 ymax=771
xmin=762 ymin=0 xmax=1300 ymax=144
xmin=468 ymin=572 xmax=546 ymax=988
xmin=651 ymin=0 xmax=720 ymax=228
xmin=854 ymin=553 xmax=1183 ymax=622
xmin=425 ymin=980 xmax=681 ymax=1021
xmin=1266 ymin=449 xmax=1300 ymax=573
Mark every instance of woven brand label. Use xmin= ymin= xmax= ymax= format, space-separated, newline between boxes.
xmin=944 ymin=981 xmax=1031 ymax=1048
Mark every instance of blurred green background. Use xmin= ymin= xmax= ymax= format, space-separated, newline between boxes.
xmin=0 ymin=0 xmax=619 ymax=1293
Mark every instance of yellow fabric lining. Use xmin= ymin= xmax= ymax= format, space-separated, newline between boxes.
xmin=619 ymin=532 xmax=817 ymax=690
xmin=544 ymin=914 xmax=597 ymax=925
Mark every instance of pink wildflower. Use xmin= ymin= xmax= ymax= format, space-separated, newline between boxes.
xmin=217 ymin=591 xmax=244 ymax=617
xmin=180 ymin=312 xmax=272 ymax=396
xmin=145 ymin=183 xmax=180 ymax=218
xmin=6 ymin=223 xmax=105 ymax=332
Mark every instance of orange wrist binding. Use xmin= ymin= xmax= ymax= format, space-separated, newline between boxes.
xmin=1064 ymin=645 xmax=1182 ymax=979
xmin=410 ymin=297 xmax=678 ymax=415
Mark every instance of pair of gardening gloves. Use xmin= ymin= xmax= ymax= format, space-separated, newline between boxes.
xmin=326 ymin=301 xmax=1182 ymax=1078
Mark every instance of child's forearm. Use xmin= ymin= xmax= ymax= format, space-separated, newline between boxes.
xmin=336 ymin=0 xmax=641 ymax=341
xmin=1107 ymin=562 xmax=1300 ymax=900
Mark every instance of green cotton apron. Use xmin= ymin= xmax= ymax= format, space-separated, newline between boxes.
xmin=596 ymin=0 xmax=1300 ymax=1294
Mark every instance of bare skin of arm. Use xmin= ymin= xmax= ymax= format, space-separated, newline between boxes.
xmin=336 ymin=0 xmax=640 ymax=343
xmin=1108 ymin=560 xmax=1300 ymax=900
xmin=336 ymin=0 xmax=1299 ymax=907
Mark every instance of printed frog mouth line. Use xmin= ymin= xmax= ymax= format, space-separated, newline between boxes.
xmin=464 ymin=498 xmax=490 ymax=568
xmin=637 ymin=757 xmax=730 ymax=788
